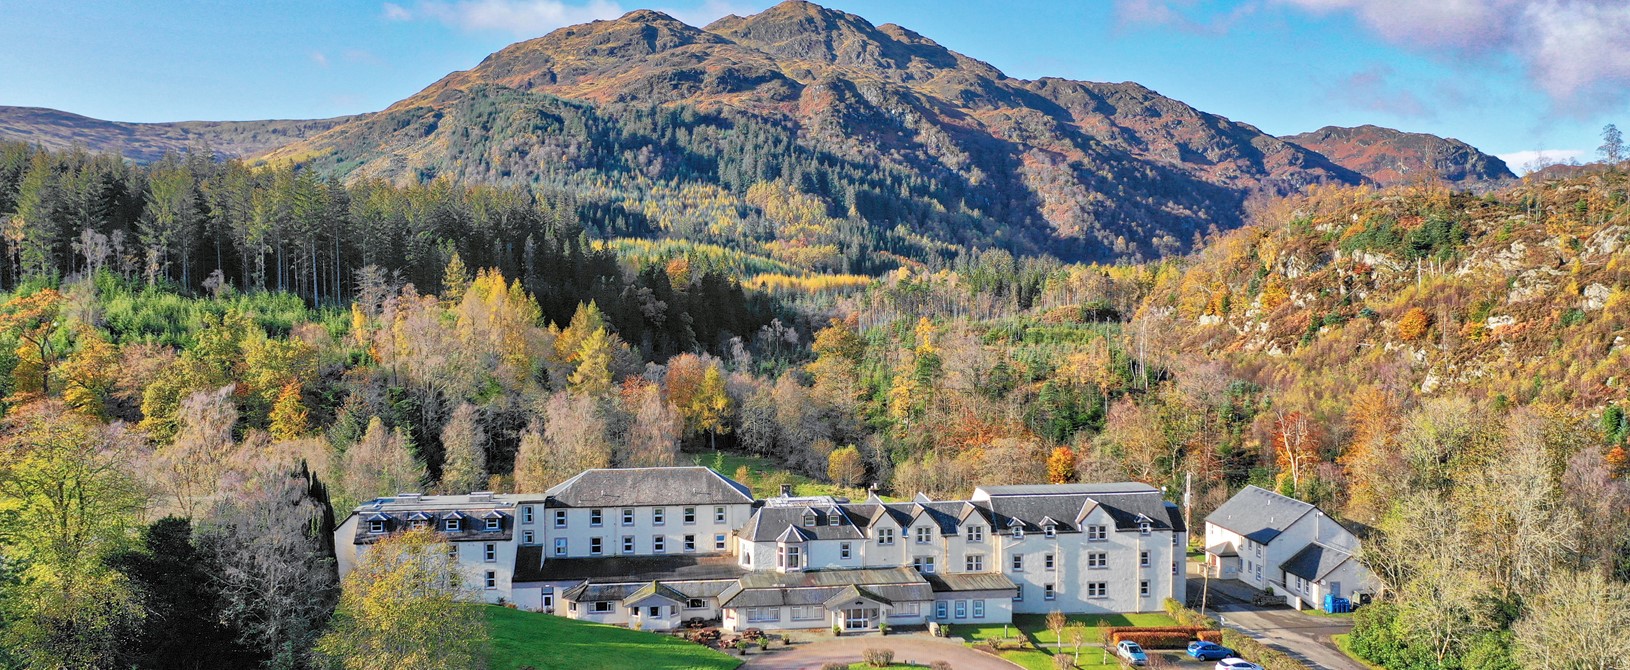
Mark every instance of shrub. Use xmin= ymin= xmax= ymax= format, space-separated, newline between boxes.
xmin=821 ymin=664 xmax=847 ymax=670
xmin=1111 ymin=631 xmax=1193 ymax=648
xmin=1221 ymin=629 xmax=1311 ymax=670
xmin=862 ymin=648 xmax=894 ymax=667
xmin=931 ymin=662 xmax=952 ymax=670
xmin=1397 ymin=307 xmax=1431 ymax=341
xmin=1163 ymin=599 xmax=1217 ymax=628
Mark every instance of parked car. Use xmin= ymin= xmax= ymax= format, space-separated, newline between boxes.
xmin=1188 ymin=641 xmax=1236 ymax=661
xmin=1116 ymin=641 xmax=1149 ymax=666
xmin=1216 ymin=658 xmax=1264 ymax=670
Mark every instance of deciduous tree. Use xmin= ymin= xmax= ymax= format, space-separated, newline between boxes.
xmin=317 ymin=528 xmax=487 ymax=670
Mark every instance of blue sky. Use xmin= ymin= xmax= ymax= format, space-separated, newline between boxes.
xmin=2 ymin=0 xmax=1627 ymax=173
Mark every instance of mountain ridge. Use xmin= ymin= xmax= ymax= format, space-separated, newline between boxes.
xmin=0 ymin=105 xmax=355 ymax=162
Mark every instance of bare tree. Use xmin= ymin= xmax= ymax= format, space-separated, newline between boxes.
xmin=438 ymin=402 xmax=487 ymax=493
xmin=339 ymin=416 xmax=425 ymax=506
xmin=151 ymin=385 xmax=238 ymax=518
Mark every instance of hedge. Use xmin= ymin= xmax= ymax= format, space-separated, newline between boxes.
xmin=1163 ymin=598 xmax=1218 ymax=628
xmin=1220 ymin=630 xmax=1311 ymax=670
xmin=1109 ymin=631 xmax=1193 ymax=649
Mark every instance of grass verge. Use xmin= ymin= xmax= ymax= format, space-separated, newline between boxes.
xmin=487 ymin=606 xmax=741 ymax=670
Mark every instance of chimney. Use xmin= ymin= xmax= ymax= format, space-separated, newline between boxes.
xmin=780 ymin=484 xmax=793 ymax=498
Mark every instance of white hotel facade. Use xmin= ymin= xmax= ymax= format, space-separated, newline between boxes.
xmin=335 ymin=466 xmax=1187 ymax=632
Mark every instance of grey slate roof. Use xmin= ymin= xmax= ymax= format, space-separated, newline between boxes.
xmin=1280 ymin=543 xmax=1354 ymax=582
xmin=562 ymin=583 xmax=641 ymax=602
xmin=624 ymin=581 xmax=689 ymax=606
xmin=1205 ymin=485 xmax=1316 ymax=544
xmin=543 ymin=467 xmax=753 ymax=508
xmin=978 ymin=492 xmax=1183 ymax=534
xmin=923 ymin=572 xmax=1019 ymax=594
xmin=977 ymin=483 xmax=1160 ymax=496
xmin=739 ymin=504 xmax=867 ymax=542
xmin=512 ymin=550 xmax=747 ymax=583
xmin=719 ymin=567 xmax=933 ymax=608
xmin=823 ymin=584 xmax=892 ymax=608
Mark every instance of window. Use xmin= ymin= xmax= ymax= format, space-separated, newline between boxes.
xmin=803 ymin=512 xmax=817 ymax=527
xmin=840 ymin=542 xmax=852 ymax=560
xmin=954 ymin=600 xmax=967 ymax=619
xmin=687 ymin=598 xmax=707 ymax=610
xmin=827 ymin=511 xmax=840 ymax=526
xmin=622 ymin=509 xmax=635 ymax=526
xmin=368 ymin=520 xmax=385 ymax=534
xmin=913 ymin=556 xmax=936 ymax=573
xmin=935 ymin=601 xmax=948 ymax=619
xmin=590 ymin=537 xmax=603 ymax=555
xmin=877 ymin=528 xmax=895 ymax=545
xmin=1011 ymin=554 xmax=1024 ymax=572
xmin=448 ymin=544 xmax=459 ymax=559
xmin=593 ymin=601 xmax=614 ymax=614
xmin=1086 ymin=524 xmax=1107 ymax=541
xmin=714 ymin=534 xmax=727 ymax=551
xmin=1043 ymin=524 xmax=1056 ymax=539
xmin=900 ymin=602 xmax=920 ymax=615
xmin=483 ymin=543 xmax=496 ymax=562
xmin=485 ymin=516 xmax=500 ymax=531
xmin=555 ymin=510 xmax=567 ymax=528
xmin=522 ymin=506 xmax=534 ymax=524
xmin=1011 ymin=526 xmax=1024 ymax=540
xmin=1014 ymin=585 xmax=1024 ymax=602
xmin=648 ymin=606 xmax=661 ymax=617
xmin=1141 ymin=580 xmax=1151 ymax=597
xmin=411 ymin=519 xmax=429 ymax=531
xmin=590 ymin=509 xmax=603 ymax=527
xmin=1087 ymin=582 xmax=1107 ymax=598
xmin=1139 ymin=521 xmax=1152 ymax=535
xmin=714 ymin=506 xmax=726 ymax=523
xmin=966 ymin=526 xmax=984 ymax=542
xmin=554 ymin=538 xmax=567 ymax=556
xmin=916 ymin=526 xmax=933 ymax=544
xmin=543 ymin=587 xmax=554 ymax=610
xmin=1044 ymin=584 xmax=1056 ymax=600
xmin=791 ymin=605 xmax=823 ymax=621
xmin=653 ymin=536 xmax=666 ymax=553
xmin=522 ymin=530 xmax=535 ymax=544
xmin=444 ymin=518 xmax=460 ymax=532
xmin=972 ymin=600 xmax=985 ymax=618
xmin=684 ymin=507 xmax=696 ymax=524
xmin=684 ymin=535 xmax=696 ymax=552
xmin=747 ymin=607 xmax=780 ymax=623
xmin=777 ymin=544 xmax=801 ymax=569
xmin=1044 ymin=553 xmax=1056 ymax=571
xmin=652 ymin=508 xmax=666 ymax=525
xmin=623 ymin=536 xmax=635 ymax=553
xmin=1087 ymin=551 xmax=1107 ymax=569
xmin=485 ymin=571 xmax=496 ymax=589
xmin=1140 ymin=550 xmax=1150 ymax=567
xmin=965 ymin=554 xmax=984 ymax=571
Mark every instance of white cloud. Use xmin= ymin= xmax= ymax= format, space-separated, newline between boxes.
xmin=1496 ymin=148 xmax=1586 ymax=174
xmin=309 ymin=51 xmax=330 ymax=67
xmin=383 ymin=0 xmax=626 ymax=37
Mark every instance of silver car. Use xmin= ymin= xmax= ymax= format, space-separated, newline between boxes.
xmin=1216 ymin=658 xmax=1264 ymax=670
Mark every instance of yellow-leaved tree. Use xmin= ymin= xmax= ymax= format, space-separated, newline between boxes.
xmin=317 ymin=528 xmax=488 ymax=670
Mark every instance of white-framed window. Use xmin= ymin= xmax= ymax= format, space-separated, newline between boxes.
xmin=776 ymin=544 xmax=801 ymax=569
xmin=555 ymin=510 xmax=567 ymax=528
xmin=1044 ymin=584 xmax=1056 ymax=600
xmin=877 ymin=528 xmax=895 ymax=545
xmin=747 ymin=607 xmax=780 ymax=623
xmin=973 ymin=600 xmax=985 ymax=618
xmin=485 ymin=516 xmax=500 ymax=531
xmin=622 ymin=509 xmax=635 ymax=526
xmin=687 ymin=598 xmax=707 ymax=610
xmin=648 ymin=606 xmax=661 ymax=618
xmin=590 ymin=509 xmax=603 ymax=527
xmin=448 ymin=543 xmax=458 ymax=559
xmin=966 ymin=526 xmax=984 ymax=542
xmin=590 ymin=537 xmax=603 ymax=555
xmin=791 ymin=605 xmax=823 ymax=621
xmin=1014 ymin=585 xmax=1024 ymax=601
xmin=714 ymin=506 xmax=726 ymax=523
xmin=554 ymin=538 xmax=567 ymax=556
xmin=954 ymin=600 xmax=967 ymax=619
xmin=1011 ymin=554 xmax=1024 ymax=571
xmin=1012 ymin=525 xmax=1024 ymax=540
xmin=653 ymin=536 xmax=666 ymax=553
xmin=522 ymin=530 xmax=535 ymax=544
xmin=916 ymin=526 xmax=933 ymax=544
xmin=1088 ymin=551 xmax=1107 ymax=569
xmin=684 ymin=507 xmax=696 ymax=524
xmin=483 ymin=543 xmax=496 ymax=562
xmin=1087 ymin=524 xmax=1107 ymax=541
xmin=965 ymin=554 xmax=984 ymax=571
xmin=804 ymin=512 xmax=817 ymax=527
xmin=444 ymin=518 xmax=460 ymax=532
xmin=484 ymin=571 xmax=496 ymax=589
xmin=1139 ymin=521 xmax=1152 ymax=535
xmin=935 ymin=601 xmax=948 ymax=619
xmin=410 ymin=519 xmax=429 ymax=531
xmin=521 ymin=506 xmax=534 ymax=524
xmin=1045 ymin=553 xmax=1056 ymax=571
xmin=913 ymin=556 xmax=936 ymax=573
xmin=900 ymin=602 xmax=920 ymax=615
xmin=1087 ymin=582 xmax=1107 ymax=598
xmin=542 ymin=587 xmax=554 ymax=610
xmin=1141 ymin=580 xmax=1151 ymax=597
xmin=368 ymin=520 xmax=386 ymax=534
xmin=684 ymin=535 xmax=696 ymax=552
xmin=652 ymin=508 xmax=666 ymax=525
xmin=714 ymin=534 xmax=727 ymax=550
xmin=623 ymin=536 xmax=635 ymax=553
xmin=1043 ymin=523 xmax=1056 ymax=539
xmin=840 ymin=542 xmax=852 ymax=560
xmin=593 ymin=601 xmax=614 ymax=614
xmin=826 ymin=511 xmax=840 ymax=526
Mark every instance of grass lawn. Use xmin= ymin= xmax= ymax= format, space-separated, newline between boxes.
xmin=690 ymin=450 xmax=901 ymax=501
xmin=1332 ymin=634 xmax=1385 ymax=670
xmin=487 ymin=606 xmax=740 ymax=670
xmin=950 ymin=613 xmax=1180 ymax=670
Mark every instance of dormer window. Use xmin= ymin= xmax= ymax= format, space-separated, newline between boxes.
xmin=445 ymin=518 xmax=462 ymax=532
xmin=1043 ymin=524 xmax=1056 ymax=539
xmin=368 ymin=520 xmax=386 ymax=534
xmin=827 ymin=511 xmax=840 ymax=526
xmin=486 ymin=517 xmax=501 ymax=531
xmin=803 ymin=512 xmax=817 ymax=527
xmin=411 ymin=519 xmax=428 ymax=530
xmin=1012 ymin=526 xmax=1024 ymax=540
xmin=1139 ymin=521 xmax=1152 ymax=535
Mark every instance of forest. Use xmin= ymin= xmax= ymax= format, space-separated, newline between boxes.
xmin=0 ymin=139 xmax=1626 ymax=669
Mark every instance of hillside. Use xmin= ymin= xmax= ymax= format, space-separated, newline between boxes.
xmin=1141 ymin=171 xmax=1629 ymax=411
xmin=1282 ymin=124 xmax=1514 ymax=186
xmin=266 ymin=0 xmax=1365 ymax=264
xmin=0 ymin=106 xmax=354 ymax=162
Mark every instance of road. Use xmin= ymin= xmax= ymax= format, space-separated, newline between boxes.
xmin=739 ymin=633 xmax=1019 ymax=670
xmin=1189 ymin=571 xmax=1364 ymax=670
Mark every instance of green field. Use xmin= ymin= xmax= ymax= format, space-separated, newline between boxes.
xmin=949 ymin=613 xmax=1180 ymax=670
xmin=487 ymin=606 xmax=740 ymax=670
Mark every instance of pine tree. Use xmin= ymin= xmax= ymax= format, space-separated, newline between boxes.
xmin=567 ymin=327 xmax=614 ymax=396
xmin=267 ymin=382 xmax=309 ymax=440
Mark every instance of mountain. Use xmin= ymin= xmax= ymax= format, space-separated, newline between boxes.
xmin=0 ymin=106 xmax=355 ymax=162
xmin=263 ymin=0 xmax=1365 ymax=265
xmin=1281 ymin=124 xmax=1515 ymax=186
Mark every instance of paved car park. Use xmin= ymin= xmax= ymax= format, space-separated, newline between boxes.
xmin=1188 ymin=565 xmax=1365 ymax=670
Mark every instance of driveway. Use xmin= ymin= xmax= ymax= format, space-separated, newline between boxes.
xmin=739 ymin=633 xmax=1018 ymax=670
xmin=1188 ymin=569 xmax=1363 ymax=670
